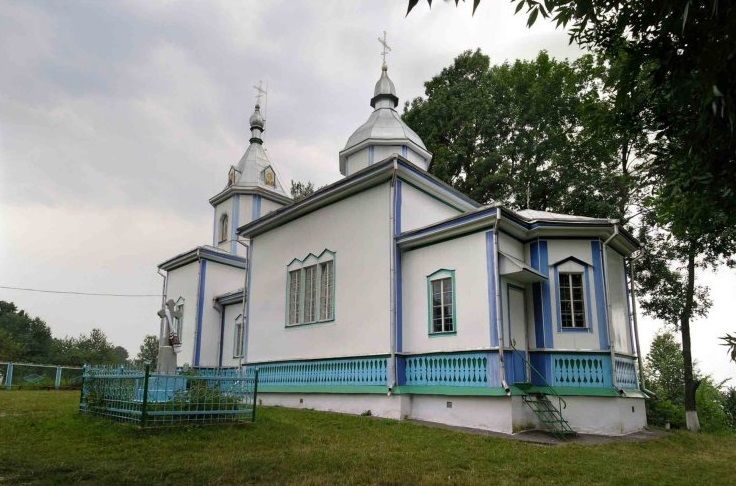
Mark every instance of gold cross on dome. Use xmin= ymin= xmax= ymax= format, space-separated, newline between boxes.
xmin=378 ymin=30 xmax=391 ymax=67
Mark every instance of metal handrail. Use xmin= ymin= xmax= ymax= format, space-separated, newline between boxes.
xmin=509 ymin=342 xmax=567 ymax=410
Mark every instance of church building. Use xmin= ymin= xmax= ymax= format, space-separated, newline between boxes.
xmin=157 ymin=52 xmax=648 ymax=436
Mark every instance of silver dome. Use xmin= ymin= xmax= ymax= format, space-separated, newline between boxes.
xmin=249 ymin=104 xmax=265 ymax=128
xmin=343 ymin=108 xmax=427 ymax=151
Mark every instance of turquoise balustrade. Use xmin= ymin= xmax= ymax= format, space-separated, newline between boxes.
xmin=551 ymin=353 xmax=612 ymax=388
xmin=249 ymin=356 xmax=388 ymax=387
xmin=614 ymin=356 xmax=638 ymax=389
xmin=404 ymin=352 xmax=490 ymax=387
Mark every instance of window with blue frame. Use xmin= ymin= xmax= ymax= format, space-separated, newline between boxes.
xmin=558 ymin=272 xmax=586 ymax=328
xmin=427 ymin=269 xmax=456 ymax=334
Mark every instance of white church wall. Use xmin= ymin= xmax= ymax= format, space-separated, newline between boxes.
xmin=401 ymin=231 xmax=490 ymax=354
xmin=220 ymin=302 xmax=244 ymax=367
xmin=164 ymin=262 xmax=200 ymax=366
xmin=498 ymin=232 xmax=524 ymax=260
xmin=606 ymin=249 xmax=633 ymax=354
xmin=344 ymin=148 xmax=371 ymax=176
xmin=408 ymin=395 xmax=514 ymax=433
xmin=258 ymin=393 xmax=410 ymax=420
xmin=259 ymin=197 xmax=283 ymax=218
xmin=559 ymin=396 xmax=646 ymax=435
xmin=247 ymin=183 xmax=392 ymax=363
xmin=399 ymin=181 xmax=462 ymax=233
xmin=197 ymin=262 xmax=244 ymax=367
xmin=545 ymin=239 xmax=600 ymax=351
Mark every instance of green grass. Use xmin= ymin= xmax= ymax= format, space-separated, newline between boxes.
xmin=1 ymin=391 xmax=735 ymax=485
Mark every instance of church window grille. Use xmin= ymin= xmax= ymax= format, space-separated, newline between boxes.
xmin=559 ymin=272 xmax=586 ymax=328
xmin=288 ymin=270 xmax=301 ymax=325
xmin=319 ymin=261 xmax=334 ymax=321
xmin=303 ymin=265 xmax=317 ymax=323
xmin=219 ymin=214 xmax=229 ymax=243
xmin=233 ymin=315 xmax=244 ymax=358
xmin=428 ymin=270 xmax=455 ymax=335
xmin=286 ymin=250 xmax=336 ymax=326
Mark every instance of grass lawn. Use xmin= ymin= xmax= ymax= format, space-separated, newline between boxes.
xmin=1 ymin=391 xmax=735 ymax=485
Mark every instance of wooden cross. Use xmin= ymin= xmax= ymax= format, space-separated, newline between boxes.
xmin=253 ymin=80 xmax=267 ymax=106
xmin=378 ymin=31 xmax=391 ymax=67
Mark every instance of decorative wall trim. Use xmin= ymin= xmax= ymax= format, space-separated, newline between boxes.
xmin=247 ymin=356 xmax=388 ymax=387
xmin=194 ymin=260 xmax=207 ymax=366
xmin=486 ymin=231 xmax=499 ymax=346
xmin=530 ymin=240 xmax=553 ymax=348
xmin=403 ymin=352 xmax=490 ymax=387
xmin=591 ymin=240 xmax=611 ymax=349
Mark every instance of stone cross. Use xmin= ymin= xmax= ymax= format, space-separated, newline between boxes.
xmin=378 ymin=30 xmax=391 ymax=67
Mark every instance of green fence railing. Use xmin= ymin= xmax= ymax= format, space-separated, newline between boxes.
xmin=1 ymin=362 xmax=84 ymax=390
xmin=79 ymin=364 xmax=259 ymax=427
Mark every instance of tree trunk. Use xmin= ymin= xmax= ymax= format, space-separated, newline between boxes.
xmin=681 ymin=243 xmax=700 ymax=432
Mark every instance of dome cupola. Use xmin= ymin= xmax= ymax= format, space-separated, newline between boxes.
xmin=339 ymin=35 xmax=432 ymax=177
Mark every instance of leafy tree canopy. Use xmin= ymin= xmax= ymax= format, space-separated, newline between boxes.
xmin=136 ymin=335 xmax=159 ymax=368
xmin=290 ymin=180 xmax=316 ymax=202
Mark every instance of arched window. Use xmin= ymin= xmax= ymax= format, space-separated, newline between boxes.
xmin=219 ymin=214 xmax=229 ymax=243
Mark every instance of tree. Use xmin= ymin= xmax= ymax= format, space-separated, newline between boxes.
xmin=112 ymin=346 xmax=129 ymax=364
xmin=52 ymin=328 xmax=125 ymax=366
xmin=290 ymin=180 xmax=316 ymax=202
xmin=645 ymin=332 xmax=685 ymax=404
xmin=403 ymin=50 xmax=638 ymax=219
xmin=0 ymin=301 xmax=54 ymax=362
xmin=135 ymin=335 xmax=159 ymax=368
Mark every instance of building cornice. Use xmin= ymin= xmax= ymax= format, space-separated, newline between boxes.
xmin=209 ymin=185 xmax=292 ymax=207
xmin=158 ymin=246 xmax=247 ymax=272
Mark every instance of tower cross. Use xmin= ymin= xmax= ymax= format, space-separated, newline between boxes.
xmin=253 ymin=80 xmax=267 ymax=106
xmin=378 ymin=31 xmax=391 ymax=67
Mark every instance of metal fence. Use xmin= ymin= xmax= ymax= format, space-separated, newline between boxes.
xmin=0 ymin=362 xmax=84 ymax=390
xmin=79 ymin=365 xmax=259 ymax=427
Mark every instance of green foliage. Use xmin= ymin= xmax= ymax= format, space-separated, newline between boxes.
xmin=403 ymin=50 xmax=639 ymax=219
xmin=721 ymin=333 xmax=736 ymax=363
xmin=290 ymin=180 xmax=316 ymax=201
xmin=645 ymin=332 xmax=685 ymax=404
xmin=135 ymin=335 xmax=159 ymax=368
xmin=0 ymin=301 xmax=54 ymax=362
xmin=51 ymin=328 xmax=127 ymax=366
xmin=725 ymin=387 xmax=736 ymax=429
xmin=696 ymin=378 xmax=731 ymax=433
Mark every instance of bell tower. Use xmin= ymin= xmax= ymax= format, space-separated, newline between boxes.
xmin=209 ymin=84 xmax=292 ymax=256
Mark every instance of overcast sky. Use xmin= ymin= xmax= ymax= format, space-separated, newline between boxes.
xmin=1 ymin=0 xmax=733 ymax=381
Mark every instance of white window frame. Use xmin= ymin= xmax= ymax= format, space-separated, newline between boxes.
xmin=428 ymin=269 xmax=456 ymax=335
xmin=558 ymin=271 xmax=587 ymax=329
xmin=286 ymin=251 xmax=335 ymax=326
xmin=219 ymin=213 xmax=229 ymax=243
xmin=233 ymin=314 xmax=244 ymax=358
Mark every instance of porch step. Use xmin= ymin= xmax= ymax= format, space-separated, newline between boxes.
xmin=522 ymin=394 xmax=577 ymax=440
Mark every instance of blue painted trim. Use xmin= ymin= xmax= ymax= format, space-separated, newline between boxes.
xmin=244 ymin=242 xmax=253 ymax=360
xmin=530 ymin=240 xmax=553 ymax=348
xmin=485 ymin=231 xmax=499 ymax=346
xmin=230 ymin=195 xmax=240 ymax=254
xmin=251 ymin=194 xmax=261 ymax=221
xmin=368 ymin=146 xmax=374 ymax=165
xmin=394 ymin=180 xmax=403 ymax=352
xmin=401 ymin=145 xmax=408 ymax=157
xmin=591 ymin=240 xmax=610 ymax=350
xmin=623 ymin=260 xmax=634 ymax=353
xmin=194 ymin=260 xmax=207 ymax=366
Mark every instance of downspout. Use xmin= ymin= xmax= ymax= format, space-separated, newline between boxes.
xmin=493 ymin=208 xmax=509 ymax=393
xmin=237 ymin=240 xmax=250 ymax=373
xmin=388 ymin=160 xmax=398 ymax=393
xmin=192 ymin=248 xmax=202 ymax=366
xmin=601 ymin=226 xmax=620 ymax=392
xmin=628 ymin=252 xmax=654 ymax=397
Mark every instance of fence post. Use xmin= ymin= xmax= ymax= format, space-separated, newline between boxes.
xmin=251 ymin=368 xmax=259 ymax=423
xmin=141 ymin=364 xmax=150 ymax=428
xmin=79 ymin=365 xmax=86 ymax=412
xmin=55 ymin=366 xmax=62 ymax=390
xmin=5 ymin=363 xmax=13 ymax=391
